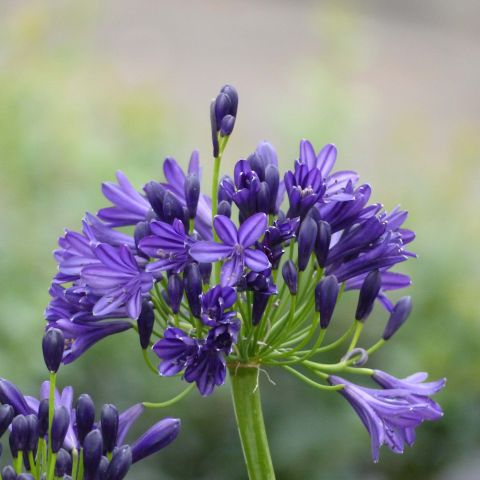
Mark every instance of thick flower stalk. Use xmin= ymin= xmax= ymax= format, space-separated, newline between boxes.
xmin=43 ymin=85 xmax=446 ymax=479
xmin=0 ymin=330 xmax=180 ymax=479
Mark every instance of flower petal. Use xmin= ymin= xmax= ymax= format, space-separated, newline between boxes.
xmin=238 ymin=213 xmax=268 ymax=248
xmin=213 ymin=215 xmax=238 ymax=245
xmin=189 ymin=242 xmax=232 ymax=263
xmin=244 ymin=249 xmax=271 ymax=272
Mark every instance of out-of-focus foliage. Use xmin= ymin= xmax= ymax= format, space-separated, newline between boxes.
xmin=1 ymin=1 xmax=479 ymax=479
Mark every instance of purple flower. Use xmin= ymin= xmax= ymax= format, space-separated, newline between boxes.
xmin=372 ymin=370 xmax=446 ymax=396
xmin=200 ymin=285 xmax=237 ymax=326
xmin=183 ymin=344 xmax=227 ymax=396
xmin=139 ymin=219 xmax=192 ymax=274
xmin=97 ymin=171 xmax=151 ymax=227
xmin=52 ymin=319 xmax=132 ymax=364
xmin=260 ymin=217 xmax=299 ymax=269
xmin=82 ymin=244 xmax=153 ymax=319
xmin=329 ymin=374 xmax=444 ymax=462
xmin=189 ymin=213 xmax=270 ymax=287
xmin=153 ymin=328 xmax=200 ymax=376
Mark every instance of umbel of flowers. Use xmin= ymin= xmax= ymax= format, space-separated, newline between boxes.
xmin=0 ymin=329 xmax=180 ymax=479
xmin=43 ymin=85 xmax=445 ymax=478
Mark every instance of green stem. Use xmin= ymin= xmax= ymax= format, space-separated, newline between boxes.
xmin=229 ymin=366 xmax=275 ymax=480
xmin=47 ymin=453 xmax=56 ymax=480
xmin=143 ymin=383 xmax=195 ymax=408
xmin=142 ymin=349 xmax=159 ymax=375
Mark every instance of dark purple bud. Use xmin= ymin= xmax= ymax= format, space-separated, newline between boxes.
xmin=42 ymin=328 xmax=65 ymax=373
xmin=100 ymin=404 xmax=119 ymax=454
xmin=355 ymin=270 xmax=382 ymax=321
xmin=214 ymin=93 xmax=232 ymax=126
xmin=217 ymin=200 xmax=231 ymax=218
xmin=184 ymin=263 xmax=202 ymax=319
xmin=382 ymin=296 xmax=413 ymax=340
xmin=25 ymin=415 xmax=39 ymax=452
xmin=220 ymin=84 xmax=239 ymax=116
xmin=220 ymin=115 xmax=235 ymax=137
xmin=97 ymin=456 xmax=109 ymax=480
xmin=51 ymin=406 xmax=69 ymax=454
xmin=184 ymin=173 xmax=200 ymax=219
xmin=256 ymin=183 xmax=270 ymax=214
xmin=1 ymin=466 xmax=16 ymax=480
xmin=137 ymin=301 xmax=155 ymax=349
xmin=314 ymin=220 xmax=331 ymax=268
xmin=162 ymin=191 xmax=185 ymax=225
xmin=210 ymin=99 xmax=219 ymax=157
xmin=37 ymin=399 xmax=49 ymax=438
xmin=9 ymin=415 xmax=28 ymax=457
xmin=167 ymin=274 xmax=184 ymax=315
xmin=252 ymin=293 xmax=269 ymax=326
xmin=282 ymin=260 xmax=298 ymax=295
xmin=315 ymin=275 xmax=339 ymax=329
xmin=83 ymin=429 xmax=103 ymax=477
xmin=0 ymin=405 xmax=14 ymax=438
xmin=134 ymin=221 xmax=151 ymax=250
xmin=248 ymin=153 xmax=265 ymax=180
xmin=198 ymin=262 xmax=212 ymax=284
xmin=75 ymin=394 xmax=95 ymax=446
xmin=218 ymin=176 xmax=235 ymax=203
xmin=55 ymin=448 xmax=72 ymax=477
xmin=297 ymin=217 xmax=318 ymax=271
xmin=105 ymin=445 xmax=132 ymax=480
xmin=143 ymin=182 xmax=166 ymax=219
xmin=131 ymin=418 xmax=180 ymax=464
xmin=264 ymin=164 xmax=279 ymax=214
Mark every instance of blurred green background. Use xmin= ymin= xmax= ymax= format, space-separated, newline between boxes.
xmin=0 ymin=1 xmax=479 ymax=478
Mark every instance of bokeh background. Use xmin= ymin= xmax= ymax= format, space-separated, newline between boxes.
xmin=1 ymin=1 xmax=479 ymax=478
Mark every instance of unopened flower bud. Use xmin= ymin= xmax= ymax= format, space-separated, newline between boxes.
xmin=9 ymin=415 xmax=28 ymax=457
xmin=162 ymin=191 xmax=185 ymax=225
xmin=105 ymin=445 xmax=132 ymax=480
xmin=315 ymin=275 xmax=339 ymax=329
xmin=101 ymin=404 xmax=119 ymax=454
xmin=355 ymin=270 xmax=382 ymax=321
xmin=184 ymin=263 xmax=202 ymax=319
xmin=75 ymin=394 xmax=95 ymax=446
xmin=143 ymin=181 xmax=166 ymax=219
xmin=37 ymin=399 xmax=49 ymax=438
xmin=42 ymin=328 xmax=65 ymax=373
xmin=55 ymin=448 xmax=72 ymax=477
xmin=198 ymin=262 xmax=212 ymax=284
xmin=220 ymin=115 xmax=235 ymax=137
xmin=382 ymin=296 xmax=412 ymax=340
xmin=314 ymin=220 xmax=331 ymax=268
xmin=25 ymin=415 xmax=39 ymax=453
xmin=281 ymin=260 xmax=298 ymax=295
xmin=137 ymin=301 xmax=155 ymax=349
xmin=134 ymin=221 xmax=151 ymax=249
xmin=297 ymin=217 xmax=318 ymax=271
xmin=217 ymin=200 xmax=231 ymax=218
xmin=218 ymin=176 xmax=235 ymax=204
xmin=51 ymin=406 xmax=69 ymax=454
xmin=264 ymin=164 xmax=279 ymax=214
xmin=97 ymin=456 xmax=109 ymax=480
xmin=1 ymin=465 xmax=16 ymax=480
xmin=167 ymin=274 xmax=184 ymax=315
xmin=252 ymin=293 xmax=269 ymax=326
xmin=83 ymin=429 xmax=103 ymax=477
xmin=184 ymin=173 xmax=200 ymax=219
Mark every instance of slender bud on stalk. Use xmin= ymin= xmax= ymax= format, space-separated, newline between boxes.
xmin=100 ymin=404 xmax=119 ymax=454
xmin=9 ymin=415 xmax=28 ymax=457
xmin=143 ymin=181 xmax=166 ymax=219
xmin=281 ymin=260 xmax=298 ymax=295
xmin=199 ymin=262 xmax=212 ymax=284
xmin=297 ymin=217 xmax=318 ymax=271
xmin=314 ymin=220 xmax=331 ymax=268
xmin=252 ymin=293 xmax=269 ymax=326
xmin=83 ymin=429 xmax=103 ymax=477
xmin=0 ymin=405 xmax=14 ymax=438
xmin=37 ymin=399 xmax=49 ymax=438
xmin=97 ymin=456 xmax=109 ymax=480
xmin=75 ymin=394 xmax=95 ymax=446
xmin=184 ymin=263 xmax=202 ymax=318
xmin=137 ymin=301 xmax=155 ymax=349
xmin=315 ymin=275 xmax=339 ymax=329
xmin=382 ymin=296 xmax=413 ymax=340
xmin=264 ymin=164 xmax=279 ymax=214
xmin=51 ymin=406 xmax=69 ymax=454
xmin=1 ymin=466 xmax=16 ymax=480
xmin=167 ymin=274 xmax=184 ymax=315
xmin=184 ymin=173 xmax=200 ymax=219
xmin=42 ymin=328 xmax=65 ymax=373
xmin=163 ymin=191 xmax=185 ymax=225
xmin=355 ymin=270 xmax=381 ymax=321
xmin=105 ymin=445 xmax=132 ymax=480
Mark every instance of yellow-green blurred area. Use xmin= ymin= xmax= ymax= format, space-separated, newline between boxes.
xmin=1 ymin=1 xmax=479 ymax=478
